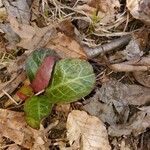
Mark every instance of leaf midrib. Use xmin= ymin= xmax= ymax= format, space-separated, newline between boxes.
xmin=49 ymin=74 xmax=94 ymax=91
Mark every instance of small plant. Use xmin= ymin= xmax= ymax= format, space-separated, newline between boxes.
xmin=23 ymin=48 xmax=96 ymax=129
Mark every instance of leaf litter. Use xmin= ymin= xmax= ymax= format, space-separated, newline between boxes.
xmin=0 ymin=0 xmax=150 ymax=149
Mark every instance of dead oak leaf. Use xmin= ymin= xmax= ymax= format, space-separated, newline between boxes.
xmin=66 ymin=110 xmax=111 ymax=150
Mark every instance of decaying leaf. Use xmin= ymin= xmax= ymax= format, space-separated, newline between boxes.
xmin=127 ymin=0 xmax=150 ymax=26
xmin=3 ymin=0 xmax=31 ymax=24
xmin=0 ymin=109 xmax=34 ymax=149
xmin=10 ymin=16 xmax=57 ymax=50
xmin=133 ymin=71 xmax=150 ymax=88
xmin=108 ymin=106 xmax=150 ymax=136
xmin=0 ymin=109 xmax=50 ymax=149
xmin=83 ymin=89 xmax=119 ymax=125
xmin=123 ymin=37 xmax=143 ymax=61
xmin=66 ymin=110 xmax=111 ymax=150
xmin=3 ymin=1 xmax=57 ymax=50
xmin=1 ymin=0 xmax=57 ymax=51
xmin=75 ymin=0 xmax=120 ymax=25
xmin=98 ymin=80 xmax=150 ymax=106
xmin=0 ymin=53 xmax=28 ymax=98
xmin=16 ymin=84 xmax=34 ymax=101
xmin=0 ymin=23 xmax=20 ymax=50
xmin=7 ymin=144 xmax=21 ymax=150
xmin=46 ymin=32 xmax=87 ymax=59
xmin=0 ymin=71 xmax=26 ymax=98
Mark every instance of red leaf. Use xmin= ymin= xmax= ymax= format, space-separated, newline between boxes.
xmin=17 ymin=92 xmax=29 ymax=101
xmin=16 ymin=84 xmax=34 ymax=101
xmin=31 ymin=56 xmax=55 ymax=93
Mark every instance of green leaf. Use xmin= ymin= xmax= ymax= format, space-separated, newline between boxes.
xmin=24 ymin=95 xmax=53 ymax=129
xmin=25 ymin=48 xmax=58 ymax=82
xmin=46 ymin=59 xmax=96 ymax=103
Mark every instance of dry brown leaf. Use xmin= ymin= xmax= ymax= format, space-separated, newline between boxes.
xmin=83 ymin=89 xmax=119 ymax=125
xmin=46 ymin=32 xmax=87 ymax=59
xmin=0 ymin=6 xmax=7 ymax=22
xmin=66 ymin=110 xmax=111 ymax=150
xmin=120 ymin=140 xmax=132 ymax=150
xmin=3 ymin=0 xmax=57 ymax=51
xmin=133 ymin=71 xmax=150 ymax=88
xmin=75 ymin=0 xmax=120 ymax=25
xmin=98 ymin=80 xmax=150 ymax=106
xmin=0 ymin=109 xmax=34 ymax=149
xmin=8 ymin=15 xmax=57 ymax=50
xmin=123 ymin=38 xmax=143 ymax=61
xmin=7 ymin=144 xmax=21 ymax=150
xmin=0 ymin=71 xmax=26 ymax=98
xmin=0 ymin=54 xmax=28 ymax=98
xmin=127 ymin=0 xmax=150 ymax=26
xmin=3 ymin=0 xmax=30 ymax=24
xmin=0 ymin=109 xmax=50 ymax=150
xmin=108 ymin=106 xmax=150 ymax=136
xmin=0 ymin=23 xmax=20 ymax=50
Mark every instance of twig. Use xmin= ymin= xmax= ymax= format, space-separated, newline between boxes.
xmin=124 ymin=56 xmax=150 ymax=66
xmin=83 ymin=35 xmax=131 ymax=58
xmin=2 ymin=90 xmax=19 ymax=105
xmin=110 ymin=63 xmax=149 ymax=72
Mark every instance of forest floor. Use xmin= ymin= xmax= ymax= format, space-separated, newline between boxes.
xmin=0 ymin=0 xmax=150 ymax=150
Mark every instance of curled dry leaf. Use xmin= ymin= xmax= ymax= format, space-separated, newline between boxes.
xmin=66 ymin=110 xmax=111 ymax=150
xmin=127 ymin=0 xmax=150 ymax=26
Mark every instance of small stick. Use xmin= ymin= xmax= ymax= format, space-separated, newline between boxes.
xmin=2 ymin=90 xmax=19 ymax=105
xmin=110 ymin=63 xmax=149 ymax=72
xmin=124 ymin=56 xmax=150 ymax=66
xmin=83 ymin=35 xmax=131 ymax=58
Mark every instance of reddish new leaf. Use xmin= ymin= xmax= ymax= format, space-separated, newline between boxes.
xmin=16 ymin=85 xmax=34 ymax=101
xmin=31 ymin=56 xmax=56 ymax=93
